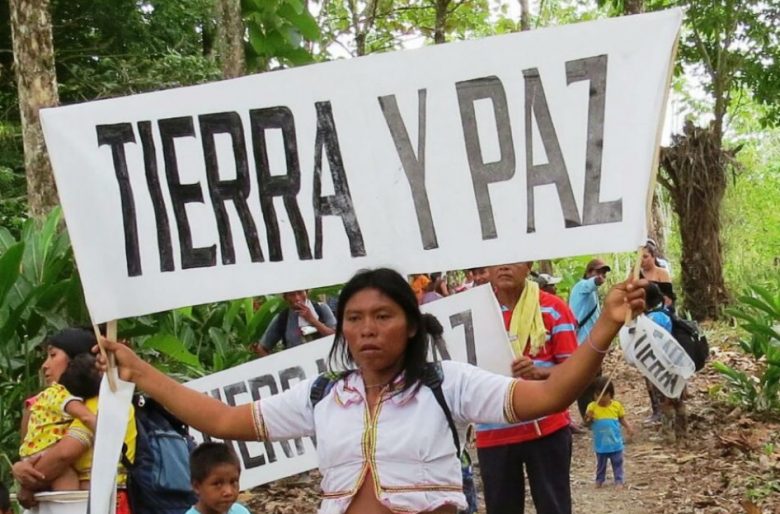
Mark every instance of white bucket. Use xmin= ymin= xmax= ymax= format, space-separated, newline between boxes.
xmin=23 ymin=491 xmax=88 ymax=514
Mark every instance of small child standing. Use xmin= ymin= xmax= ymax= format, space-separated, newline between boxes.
xmin=187 ymin=442 xmax=251 ymax=514
xmin=585 ymin=376 xmax=633 ymax=488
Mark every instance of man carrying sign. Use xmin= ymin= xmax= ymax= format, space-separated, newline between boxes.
xmin=476 ymin=263 xmax=579 ymax=514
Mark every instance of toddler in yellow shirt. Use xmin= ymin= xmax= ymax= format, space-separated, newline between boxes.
xmin=585 ymin=376 xmax=633 ymax=487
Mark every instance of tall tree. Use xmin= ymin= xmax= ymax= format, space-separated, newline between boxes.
xmin=519 ymin=0 xmax=531 ymax=30
xmin=601 ymin=0 xmax=780 ymax=319
xmin=9 ymin=0 xmax=59 ymax=220
xmin=657 ymin=0 xmax=780 ymax=319
xmin=214 ymin=0 xmax=246 ymax=78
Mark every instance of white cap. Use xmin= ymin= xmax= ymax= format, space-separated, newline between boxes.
xmin=538 ymin=273 xmax=562 ymax=286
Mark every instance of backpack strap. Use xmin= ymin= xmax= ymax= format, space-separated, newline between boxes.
xmin=577 ymin=305 xmax=598 ymax=328
xmin=312 ymin=302 xmax=327 ymax=320
xmin=310 ymin=364 xmax=461 ymax=456
xmin=421 ymin=362 xmax=461 ymax=456
xmin=310 ymin=371 xmax=353 ymax=407
xmin=277 ymin=308 xmax=290 ymax=347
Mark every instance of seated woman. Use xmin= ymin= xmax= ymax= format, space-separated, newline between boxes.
xmin=97 ymin=267 xmax=647 ymax=514
xmin=13 ymin=328 xmax=136 ymax=514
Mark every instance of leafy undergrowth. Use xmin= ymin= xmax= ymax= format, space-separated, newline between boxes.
xmin=242 ymin=322 xmax=780 ymax=513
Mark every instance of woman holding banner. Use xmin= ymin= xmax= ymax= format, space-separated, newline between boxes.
xmin=97 ymin=268 xmax=647 ymax=514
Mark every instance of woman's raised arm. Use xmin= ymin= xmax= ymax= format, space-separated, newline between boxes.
xmin=510 ymin=278 xmax=647 ymax=421
xmin=96 ymin=339 xmax=259 ymax=441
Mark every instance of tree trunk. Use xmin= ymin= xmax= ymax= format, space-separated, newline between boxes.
xmin=348 ymin=0 xmax=379 ymax=57
xmin=648 ymin=184 xmax=667 ymax=252
xmin=659 ymin=122 xmax=732 ymax=320
xmin=215 ymin=0 xmax=245 ymax=78
xmin=434 ymin=0 xmax=451 ymax=44
xmin=623 ymin=0 xmax=644 ymax=15
xmin=519 ymin=0 xmax=531 ymax=31
xmin=10 ymin=0 xmax=59 ymax=220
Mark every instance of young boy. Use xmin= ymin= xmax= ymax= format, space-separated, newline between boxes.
xmin=187 ymin=442 xmax=251 ymax=514
xmin=585 ymin=376 xmax=633 ymax=488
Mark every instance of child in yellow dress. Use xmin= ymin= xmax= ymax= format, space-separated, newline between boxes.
xmin=20 ymin=352 xmax=100 ymax=490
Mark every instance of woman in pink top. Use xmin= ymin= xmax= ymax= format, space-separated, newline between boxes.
xmin=98 ymin=268 xmax=647 ymax=514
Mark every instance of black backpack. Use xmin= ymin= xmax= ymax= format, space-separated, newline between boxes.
xmin=121 ymin=395 xmax=198 ymax=514
xmin=309 ymin=362 xmax=478 ymax=514
xmin=670 ymin=313 xmax=709 ymax=371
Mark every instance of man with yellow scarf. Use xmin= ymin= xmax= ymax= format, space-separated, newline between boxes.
xmin=476 ymin=262 xmax=579 ymax=514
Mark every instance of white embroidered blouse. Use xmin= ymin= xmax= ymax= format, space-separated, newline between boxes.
xmin=252 ymin=360 xmax=518 ymax=514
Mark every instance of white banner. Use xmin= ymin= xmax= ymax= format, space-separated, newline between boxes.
xmin=40 ymin=11 xmax=681 ymax=323
xmin=183 ymin=285 xmax=510 ymax=490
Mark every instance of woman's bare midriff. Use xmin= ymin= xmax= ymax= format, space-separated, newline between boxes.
xmin=344 ymin=469 xmax=457 ymax=514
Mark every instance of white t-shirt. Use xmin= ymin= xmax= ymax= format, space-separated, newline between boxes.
xmin=252 ymin=360 xmax=517 ymax=514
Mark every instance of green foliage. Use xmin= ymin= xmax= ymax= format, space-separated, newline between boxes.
xmin=642 ymin=0 xmax=780 ymax=128
xmin=244 ymin=0 xmax=321 ymax=70
xmin=58 ymin=53 xmax=223 ymax=102
xmin=117 ymin=296 xmax=286 ymax=380
xmin=713 ymin=283 xmax=780 ymax=415
xmin=52 ymin=0 xmax=221 ymax=101
xmin=0 ymin=208 xmax=89 ymax=481
xmin=0 ymin=122 xmax=26 ymax=238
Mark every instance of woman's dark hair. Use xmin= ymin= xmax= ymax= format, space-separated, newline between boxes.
xmin=59 ymin=353 xmax=101 ymax=399
xmin=592 ymin=375 xmax=615 ymax=398
xmin=329 ymin=268 xmax=437 ymax=391
xmin=190 ymin=442 xmax=240 ymax=483
xmin=47 ymin=328 xmax=96 ymax=359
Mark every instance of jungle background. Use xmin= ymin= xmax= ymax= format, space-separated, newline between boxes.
xmin=1 ymin=0 xmax=778 ymax=512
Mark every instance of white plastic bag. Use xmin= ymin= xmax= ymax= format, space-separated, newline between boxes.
xmin=619 ymin=314 xmax=695 ymax=398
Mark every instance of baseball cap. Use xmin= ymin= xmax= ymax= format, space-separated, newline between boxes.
xmin=538 ymin=273 xmax=562 ymax=287
xmin=585 ymin=258 xmax=612 ymax=274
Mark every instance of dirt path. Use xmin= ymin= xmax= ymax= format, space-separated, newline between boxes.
xmin=244 ymin=339 xmax=780 ymax=513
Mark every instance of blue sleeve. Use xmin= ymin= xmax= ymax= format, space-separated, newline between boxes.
xmin=581 ymin=277 xmax=598 ymax=293
xmin=260 ymin=313 xmax=284 ymax=350
xmin=568 ymin=278 xmax=597 ymax=315
xmin=229 ymin=504 xmax=251 ymax=514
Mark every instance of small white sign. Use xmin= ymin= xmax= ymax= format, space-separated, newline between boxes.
xmin=619 ymin=315 xmax=694 ymax=398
